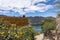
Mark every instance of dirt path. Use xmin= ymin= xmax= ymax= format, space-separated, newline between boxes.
xmin=35 ymin=34 xmax=44 ymax=40
xmin=35 ymin=34 xmax=50 ymax=40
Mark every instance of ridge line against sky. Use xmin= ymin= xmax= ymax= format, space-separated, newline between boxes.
xmin=0 ymin=0 xmax=60 ymax=17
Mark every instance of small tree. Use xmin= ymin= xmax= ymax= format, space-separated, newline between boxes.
xmin=23 ymin=15 xmax=25 ymax=18
xmin=41 ymin=18 xmax=56 ymax=40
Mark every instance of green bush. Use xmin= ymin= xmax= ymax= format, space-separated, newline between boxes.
xmin=41 ymin=18 xmax=56 ymax=32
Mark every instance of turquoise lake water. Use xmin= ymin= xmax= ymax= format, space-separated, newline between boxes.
xmin=31 ymin=23 xmax=42 ymax=32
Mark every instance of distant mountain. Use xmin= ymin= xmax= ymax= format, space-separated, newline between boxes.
xmin=45 ymin=16 xmax=56 ymax=20
xmin=27 ymin=16 xmax=45 ymax=24
xmin=27 ymin=16 xmax=55 ymax=24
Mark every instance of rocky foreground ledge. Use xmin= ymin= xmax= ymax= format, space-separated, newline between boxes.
xmin=35 ymin=30 xmax=57 ymax=40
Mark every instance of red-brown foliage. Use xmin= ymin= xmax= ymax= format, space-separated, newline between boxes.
xmin=0 ymin=16 xmax=29 ymax=26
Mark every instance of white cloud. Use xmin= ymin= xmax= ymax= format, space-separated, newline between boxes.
xmin=0 ymin=0 xmax=53 ymax=14
xmin=25 ymin=3 xmax=53 ymax=12
xmin=54 ymin=0 xmax=60 ymax=7
xmin=32 ymin=0 xmax=47 ymax=5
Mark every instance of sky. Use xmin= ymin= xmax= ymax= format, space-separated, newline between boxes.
xmin=0 ymin=0 xmax=60 ymax=17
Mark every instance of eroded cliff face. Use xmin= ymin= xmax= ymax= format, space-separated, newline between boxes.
xmin=56 ymin=15 xmax=60 ymax=40
xmin=56 ymin=16 xmax=60 ymax=32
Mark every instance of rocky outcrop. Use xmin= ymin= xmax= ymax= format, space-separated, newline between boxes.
xmin=56 ymin=15 xmax=60 ymax=40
